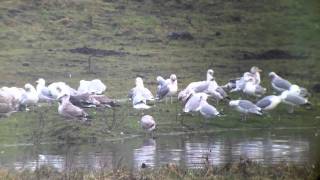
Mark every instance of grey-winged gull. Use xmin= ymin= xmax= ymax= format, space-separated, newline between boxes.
xmin=129 ymin=77 xmax=154 ymax=109
xmin=229 ymin=100 xmax=262 ymax=120
xmin=48 ymin=81 xmax=78 ymax=99
xmin=156 ymin=74 xmax=178 ymax=103
xmin=256 ymin=95 xmax=282 ymax=111
xmin=57 ymin=94 xmax=89 ymax=121
xmin=205 ymin=71 xmax=229 ymax=103
xmin=280 ymin=90 xmax=311 ymax=113
xmin=242 ymin=80 xmax=266 ymax=97
xmin=269 ymin=72 xmax=292 ymax=93
xmin=199 ymin=93 xmax=220 ymax=119
xmin=289 ymin=84 xmax=310 ymax=98
xmin=129 ymin=77 xmax=154 ymax=101
xmin=224 ymin=66 xmax=261 ymax=93
xmin=178 ymin=69 xmax=213 ymax=103
xmin=20 ymin=83 xmax=39 ymax=111
xmin=77 ymin=79 xmax=107 ymax=95
xmin=183 ymin=91 xmax=207 ymax=113
xmin=36 ymin=78 xmax=55 ymax=102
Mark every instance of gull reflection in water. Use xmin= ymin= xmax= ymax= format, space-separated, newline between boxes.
xmin=185 ymin=141 xmax=224 ymax=168
xmin=134 ymin=138 xmax=156 ymax=168
xmin=236 ymin=138 xmax=309 ymax=164
xmin=14 ymin=154 xmax=65 ymax=171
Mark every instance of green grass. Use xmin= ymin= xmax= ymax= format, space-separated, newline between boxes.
xmin=0 ymin=160 xmax=318 ymax=179
xmin=0 ymin=0 xmax=319 ymax=144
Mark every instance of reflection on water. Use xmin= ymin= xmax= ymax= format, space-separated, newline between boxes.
xmin=134 ymin=138 xmax=156 ymax=168
xmin=0 ymin=129 xmax=318 ymax=171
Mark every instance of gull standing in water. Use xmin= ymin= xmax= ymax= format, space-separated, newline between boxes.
xmin=229 ymin=100 xmax=262 ymax=121
xmin=140 ymin=115 xmax=156 ymax=136
xmin=156 ymin=74 xmax=178 ymax=104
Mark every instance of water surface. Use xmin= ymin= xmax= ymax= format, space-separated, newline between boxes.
xmin=0 ymin=128 xmax=319 ymax=171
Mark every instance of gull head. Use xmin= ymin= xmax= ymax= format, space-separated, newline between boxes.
xmin=250 ymin=66 xmax=262 ymax=73
xmin=268 ymin=72 xmax=277 ymax=78
xmin=229 ymin=100 xmax=239 ymax=107
xmin=36 ymin=78 xmax=45 ymax=85
xmin=170 ymin=74 xmax=177 ymax=81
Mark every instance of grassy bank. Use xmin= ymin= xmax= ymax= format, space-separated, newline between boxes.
xmin=0 ymin=0 xmax=319 ymax=144
xmin=0 ymin=160 xmax=319 ymax=180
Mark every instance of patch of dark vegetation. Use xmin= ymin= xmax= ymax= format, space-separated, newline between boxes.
xmin=230 ymin=15 xmax=242 ymax=22
xmin=22 ymin=62 xmax=30 ymax=67
xmin=60 ymin=63 xmax=77 ymax=67
xmin=167 ymin=32 xmax=194 ymax=40
xmin=234 ymin=49 xmax=305 ymax=60
xmin=215 ymin=31 xmax=222 ymax=36
xmin=7 ymin=9 xmax=23 ymax=17
xmin=312 ymin=83 xmax=320 ymax=93
xmin=68 ymin=47 xmax=128 ymax=57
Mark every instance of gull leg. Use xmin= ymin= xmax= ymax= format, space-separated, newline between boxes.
xmin=287 ymin=105 xmax=294 ymax=113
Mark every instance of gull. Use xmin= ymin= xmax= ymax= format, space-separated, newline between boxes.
xmin=77 ymin=79 xmax=107 ymax=95
xmin=269 ymin=72 xmax=292 ymax=93
xmin=178 ymin=69 xmax=214 ymax=102
xmin=57 ymin=94 xmax=89 ymax=121
xmin=205 ymin=72 xmax=229 ymax=103
xmin=0 ymin=91 xmax=18 ymax=117
xmin=90 ymin=94 xmax=119 ymax=108
xmin=156 ymin=74 xmax=178 ymax=103
xmin=280 ymin=90 xmax=311 ymax=113
xmin=229 ymin=100 xmax=262 ymax=121
xmin=1 ymin=86 xmax=25 ymax=104
xmin=132 ymin=90 xmax=151 ymax=109
xmin=224 ymin=66 xmax=261 ymax=92
xmin=129 ymin=77 xmax=154 ymax=109
xmin=183 ymin=91 xmax=207 ymax=113
xmin=69 ymin=93 xmax=100 ymax=108
xmin=35 ymin=78 xmax=55 ymax=102
xmin=289 ymin=84 xmax=310 ymax=98
xmin=249 ymin=66 xmax=262 ymax=85
xmin=256 ymin=95 xmax=282 ymax=111
xmin=129 ymin=77 xmax=154 ymax=101
xmin=199 ymin=93 xmax=220 ymax=119
xmin=20 ymin=83 xmax=39 ymax=111
xmin=140 ymin=115 xmax=156 ymax=135
xmin=242 ymin=80 xmax=266 ymax=97
xmin=47 ymin=81 xmax=78 ymax=99
xmin=185 ymin=69 xmax=213 ymax=92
